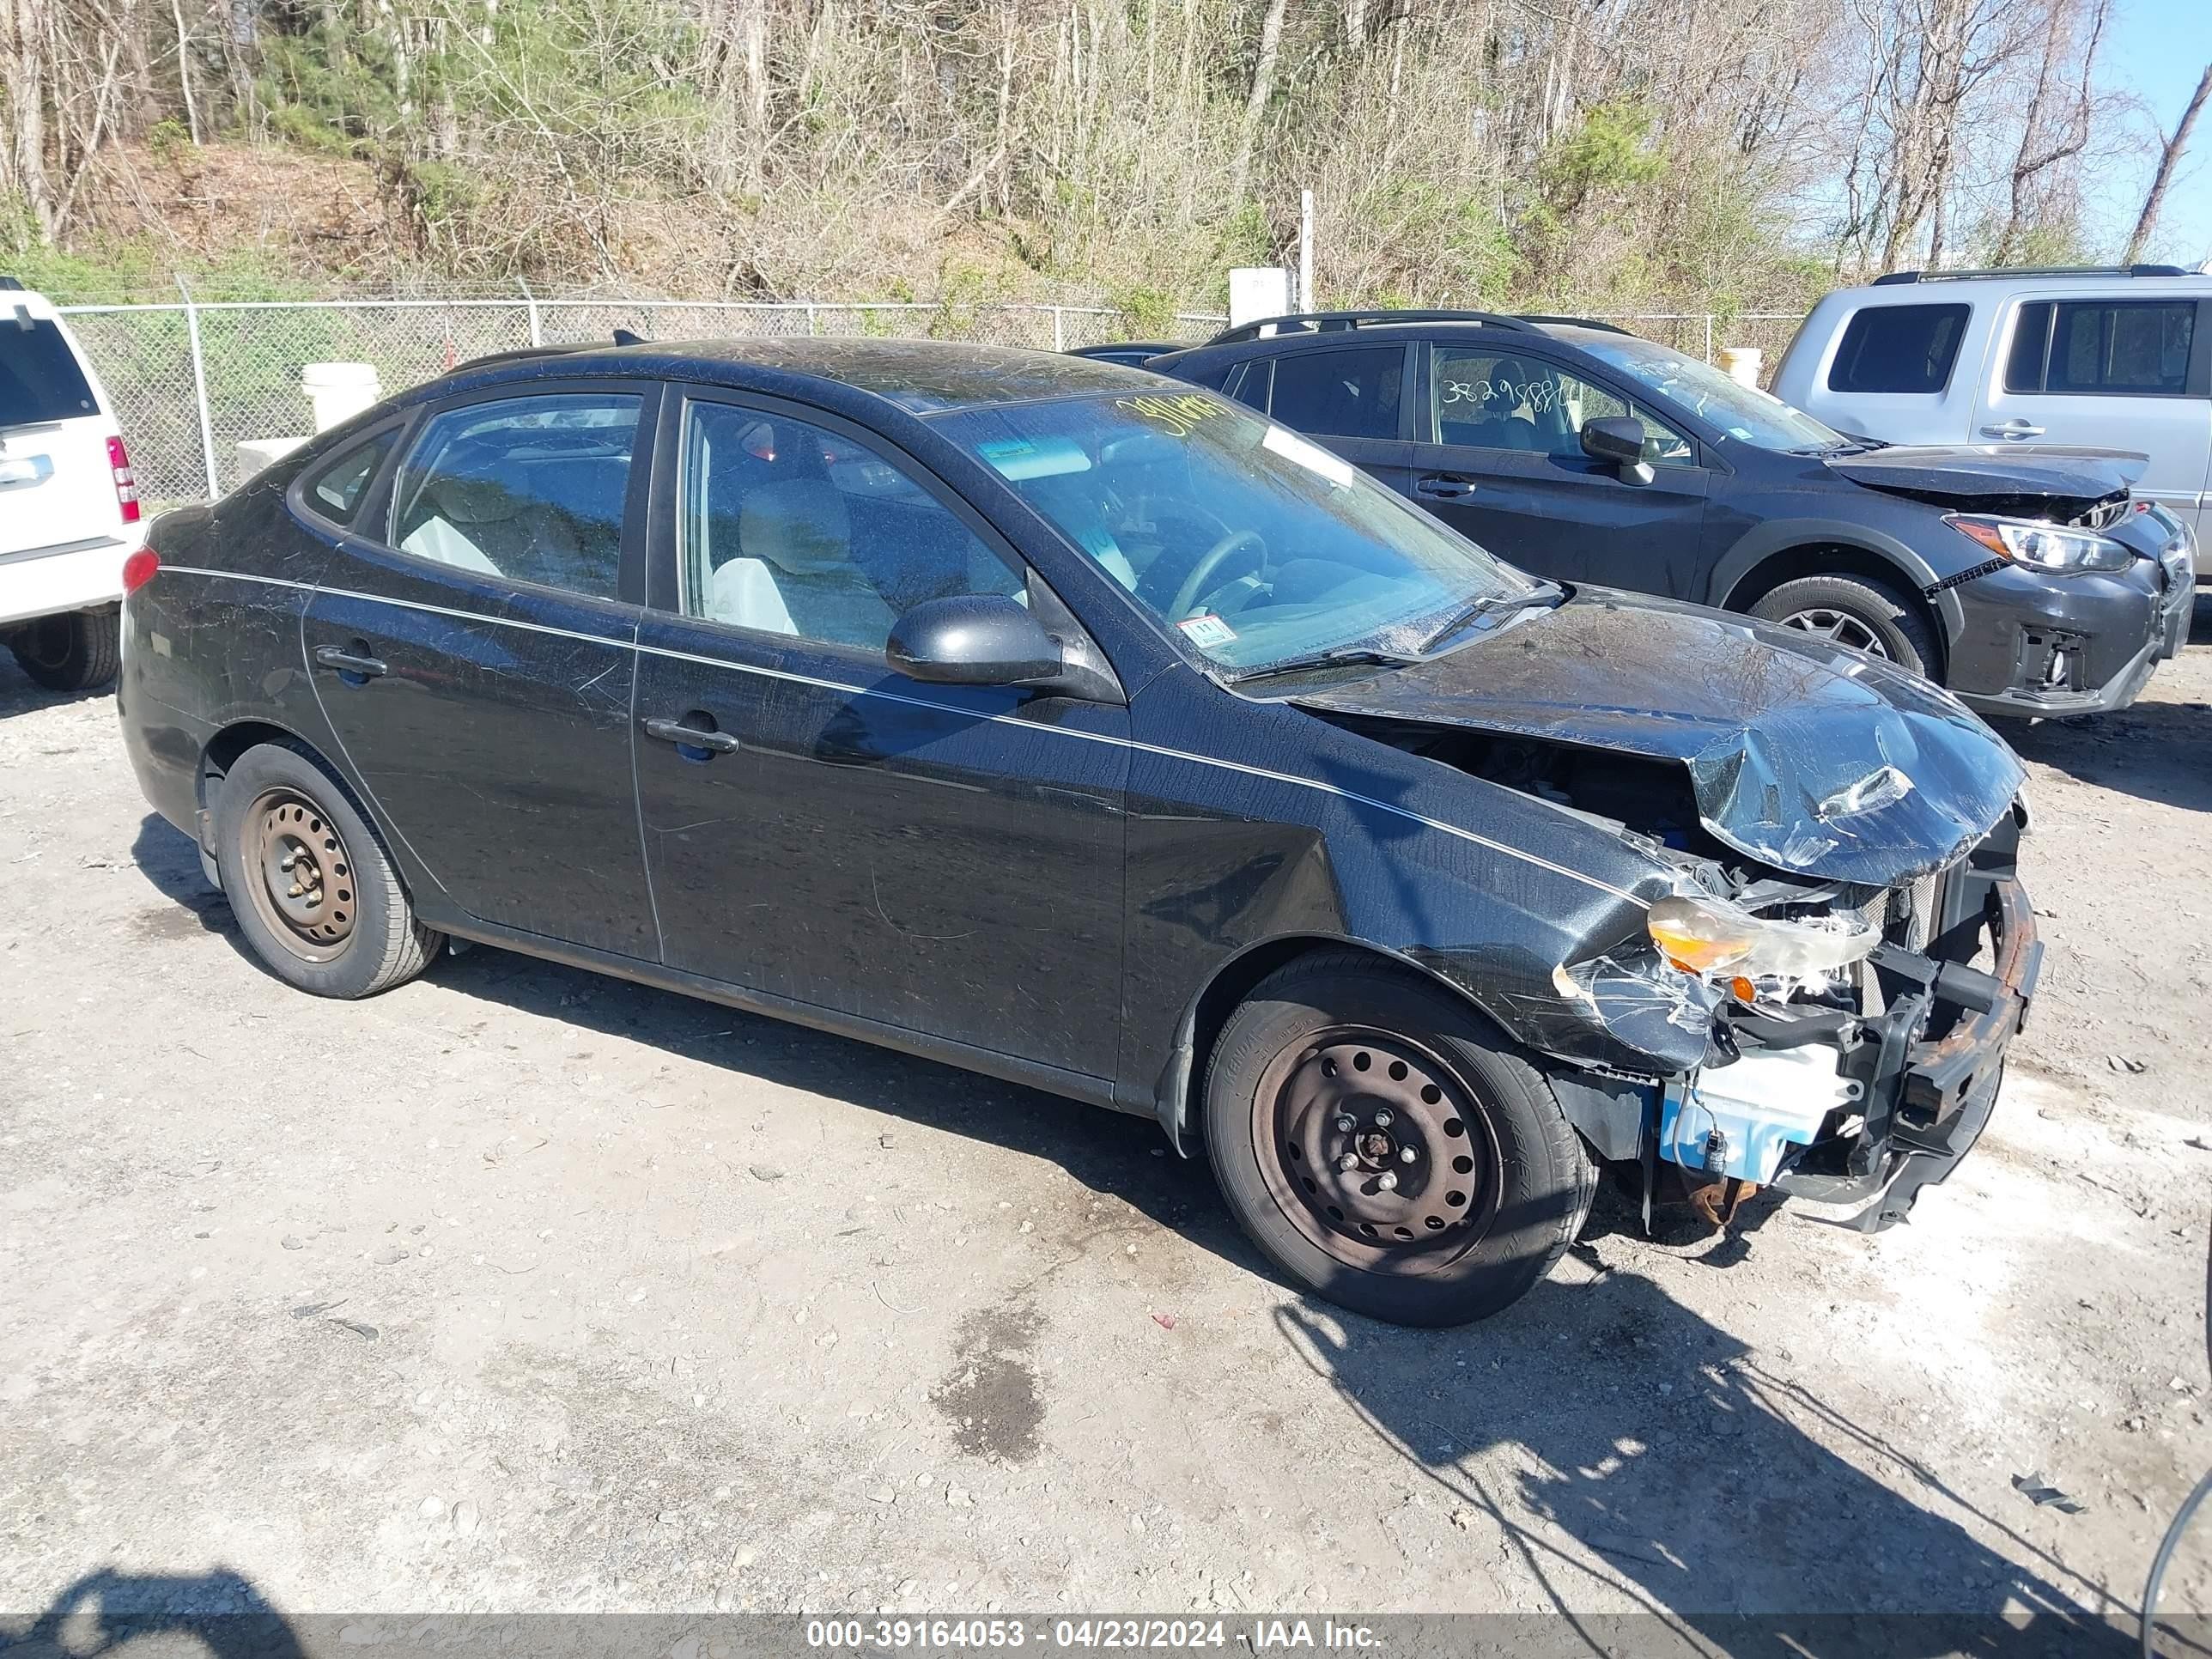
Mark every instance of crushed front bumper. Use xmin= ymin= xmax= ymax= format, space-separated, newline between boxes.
xmin=1768 ymin=831 xmax=2040 ymax=1231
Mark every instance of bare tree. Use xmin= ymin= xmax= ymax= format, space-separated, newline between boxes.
xmin=2124 ymin=60 xmax=2211 ymax=263
xmin=1229 ymin=0 xmax=1285 ymax=203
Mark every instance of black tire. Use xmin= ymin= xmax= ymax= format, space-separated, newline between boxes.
xmin=1203 ymin=951 xmax=1596 ymax=1328
xmin=212 ymin=740 xmax=441 ymax=999
xmin=9 ymin=607 xmax=120 ymax=691
xmin=1749 ymin=574 xmax=1938 ymax=678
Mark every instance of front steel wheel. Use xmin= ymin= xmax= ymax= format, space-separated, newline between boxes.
xmin=1206 ymin=951 xmax=1595 ymax=1327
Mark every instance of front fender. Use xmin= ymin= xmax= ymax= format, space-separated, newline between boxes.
xmin=1706 ymin=516 xmax=1966 ymax=641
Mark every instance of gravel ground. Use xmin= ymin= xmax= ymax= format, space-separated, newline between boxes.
xmin=1 ymin=607 xmax=2208 ymax=1652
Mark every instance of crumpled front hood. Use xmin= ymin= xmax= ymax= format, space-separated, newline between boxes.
xmin=1293 ymin=590 xmax=2026 ymax=886
xmin=1828 ymin=444 xmax=2146 ymax=506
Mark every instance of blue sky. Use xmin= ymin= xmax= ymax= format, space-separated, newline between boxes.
xmin=2101 ymin=0 xmax=2212 ymax=265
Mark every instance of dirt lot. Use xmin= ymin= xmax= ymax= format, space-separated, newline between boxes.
xmin=2 ymin=606 xmax=2209 ymax=1650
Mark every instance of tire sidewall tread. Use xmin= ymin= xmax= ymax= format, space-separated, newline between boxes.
xmin=1750 ymin=573 xmax=1937 ymax=678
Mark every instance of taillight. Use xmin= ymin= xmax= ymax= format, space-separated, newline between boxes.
xmin=107 ymin=434 xmax=141 ymax=524
xmin=122 ymin=547 xmax=159 ymax=593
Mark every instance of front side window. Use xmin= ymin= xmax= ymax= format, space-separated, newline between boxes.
xmin=935 ymin=390 xmax=1540 ymax=674
xmin=1826 ymin=304 xmax=1970 ymax=394
xmin=1265 ymin=346 xmax=1404 ymax=440
xmin=678 ymin=402 xmax=1022 ymax=653
xmin=1577 ymin=335 xmax=1848 ymax=453
xmin=2007 ymin=300 xmax=2194 ymax=396
xmin=1432 ymin=349 xmax=1692 ymax=462
xmin=390 ymin=393 xmax=640 ymax=599
xmin=304 ymin=430 xmax=398 ymax=526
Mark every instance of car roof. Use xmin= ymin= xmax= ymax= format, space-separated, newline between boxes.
xmin=436 ymin=336 xmax=1158 ymax=416
xmin=1825 ymin=270 xmax=2212 ymax=303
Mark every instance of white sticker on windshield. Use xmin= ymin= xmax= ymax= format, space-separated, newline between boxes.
xmin=1262 ymin=424 xmax=1356 ymax=489
xmin=1176 ymin=614 xmax=1238 ymax=649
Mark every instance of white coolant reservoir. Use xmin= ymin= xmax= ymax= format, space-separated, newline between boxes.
xmin=1660 ymin=1043 xmax=1863 ymax=1185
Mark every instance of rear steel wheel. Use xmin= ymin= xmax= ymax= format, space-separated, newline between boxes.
xmin=212 ymin=741 xmax=441 ymax=999
xmin=242 ymin=789 xmax=358 ymax=963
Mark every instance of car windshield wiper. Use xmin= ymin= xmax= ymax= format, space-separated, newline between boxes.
xmin=1417 ymin=586 xmax=1560 ymax=653
xmin=1231 ymin=647 xmax=1423 ymax=685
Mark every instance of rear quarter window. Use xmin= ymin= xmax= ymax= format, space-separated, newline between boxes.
xmin=2006 ymin=299 xmax=2195 ymax=396
xmin=0 ymin=315 xmax=99 ymax=427
xmin=1826 ymin=304 xmax=1970 ymax=394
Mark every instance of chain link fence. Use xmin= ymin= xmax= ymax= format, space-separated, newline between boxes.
xmin=55 ymin=295 xmax=1807 ymax=510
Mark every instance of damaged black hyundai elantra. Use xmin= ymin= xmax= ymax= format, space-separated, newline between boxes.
xmin=118 ymin=340 xmax=2039 ymax=1327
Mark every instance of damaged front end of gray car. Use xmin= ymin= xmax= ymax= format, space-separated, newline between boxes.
xmin=1301 ymin=596 xmax=2042 ymax=1233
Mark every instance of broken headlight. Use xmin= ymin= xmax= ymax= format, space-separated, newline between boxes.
xmin=1645 ymin=893 xmax=1879 ymax=982
xmin=1946 ymin=513 xmax=2133 ymax=575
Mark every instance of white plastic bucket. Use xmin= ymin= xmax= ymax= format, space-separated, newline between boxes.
xmin=1717 ymin=346 xmax=1763 ymax=388
xmin=301 ymin=362 xmax=383 ymax=433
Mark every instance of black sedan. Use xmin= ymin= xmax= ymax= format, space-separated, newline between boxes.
xmin=118 ymin=340 xmax=2038 ymax=1327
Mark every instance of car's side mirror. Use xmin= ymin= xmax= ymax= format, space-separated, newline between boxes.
xmin=887 ymin=595 xmax=1065 ymax=687
xmin=1581 ymin=416 xmax=1657 ymax=483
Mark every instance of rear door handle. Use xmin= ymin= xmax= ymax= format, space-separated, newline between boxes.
xmin=313 ymin=643 xmax=387 ymax=679
xmin=643 ymin=716 xmax=739 ymax=756
xmin=1415 ymin=474 xmax=1478 ymax=500
xmin=1979 ymin=420 xmax=2045 ymax=440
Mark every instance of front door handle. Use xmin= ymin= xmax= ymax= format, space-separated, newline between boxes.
xmin=643 ymin=715 xmax=739 ymax=756
xmin=1415 ymin=474 xmax=1478 ymax=500
xmin=313 ymin=643 xmax=387 ymax=679
xmin=1979 ymin=419 xmax=2045 ymax=441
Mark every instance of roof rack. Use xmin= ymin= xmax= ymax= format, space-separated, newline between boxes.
xmin=1515 ymin=313 xmax=1632 ymax=334
xmin=1206 ymin=308 xmax=1534 ymax=345
xmin=1872 ymin=264 xmax=2191 ymax=286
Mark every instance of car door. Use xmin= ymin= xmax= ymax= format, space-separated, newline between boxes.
xmin=631 ymin=388 xmax=1130 ymax=1082
xmin=300 ymin=383 xmax=659 ymax=957
xmin=1224 ymin=341 xmax=1416 ymax=485
xmin=1401 ymin=342 xmax=1711 ymax=595
xmin=1976 ymin=294 xmax=2212 ymax=537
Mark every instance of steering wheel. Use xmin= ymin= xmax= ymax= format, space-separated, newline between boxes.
xmin=1169 ymin=530 xmax=1267 ymax=621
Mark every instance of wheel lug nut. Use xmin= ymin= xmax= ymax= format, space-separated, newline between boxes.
xmin=1338 ymin=1153 xmax=1359 ymax=1172
xmin=1376 ymin=1171 xmax=1399 ymax=1191
xmin=1373 ymin=1109 xmax=1393 ymax=1128
xmin=1334 ymin=1115 xmax=1356 ymax=1133
xmin=1400 ymin=1146 xmax=1417 ymax=1164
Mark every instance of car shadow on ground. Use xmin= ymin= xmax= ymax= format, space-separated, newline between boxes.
xmin=124 ymin=814 xmax=2145 ymax=1647
xmin=1 ymin=1567 xmax=307 ymax=1659
xmin=0 ymin=653 xmax=113 ymax=720
xmin=1279 ymin=1228 xmax=2143 ymax=1655
xmin=1999 ymin=592 xmax=2212 ymax=816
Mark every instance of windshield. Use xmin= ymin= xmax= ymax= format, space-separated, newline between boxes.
xmin=1577 ymin=337 xmax=1846 ymax=453
xmin=933 ymin=391 xmax=1538 ymax=673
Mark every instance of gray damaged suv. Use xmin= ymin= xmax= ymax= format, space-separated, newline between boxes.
xmin=1152 ymin=310 xmax=2197 ymax=719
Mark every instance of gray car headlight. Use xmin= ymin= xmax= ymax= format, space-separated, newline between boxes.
xmin=1946 ymin=513 xmax=2134 ymax=575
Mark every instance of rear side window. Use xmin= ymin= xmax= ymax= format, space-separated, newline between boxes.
xmin=1266 ymin=347 xmax=1404 ymax=440
xmin=2005 ymin=300 xmax=2195 ymax=396
xmin=304 ymin=430 xmax=398 ymax=526
xmin=1826 ymin=304 xmax=1969 ymax=393
xmin=390 ymin=392 xmax=641 ymax=599
xmin=0 ymin=315 xmax=98 ymax=427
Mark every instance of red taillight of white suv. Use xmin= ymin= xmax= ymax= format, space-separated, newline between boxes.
xmin=106 ymin=434 xmax=140 ymax=525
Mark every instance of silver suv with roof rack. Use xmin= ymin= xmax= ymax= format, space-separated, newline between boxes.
xmin=1772 ymin=264 xmax=2211 ymax=541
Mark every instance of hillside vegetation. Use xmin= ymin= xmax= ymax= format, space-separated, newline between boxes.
xmin=0 ymin=0 xmax=2173 ymax=313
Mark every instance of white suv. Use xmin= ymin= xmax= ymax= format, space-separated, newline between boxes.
xmin=1773 ymin=265 xmax=2211 ymax=541
xmin=0 ymin=280 xmax=144 ymax=691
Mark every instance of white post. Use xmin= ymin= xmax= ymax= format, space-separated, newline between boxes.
xmin=1052 ymin=306 xmax=1065 ymax=351
xmin=805 ymin=303 xmax=818 ymax=337
xmin=518 ymin=276 xmax=543 ymax=347
xmin=1298 ymin=189 xmax=1316 ymax=312
xmin=176 ymin=276 xmax=221 ymax=501
xmin=1704 ymin=313 xmax=1714 ymax=364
